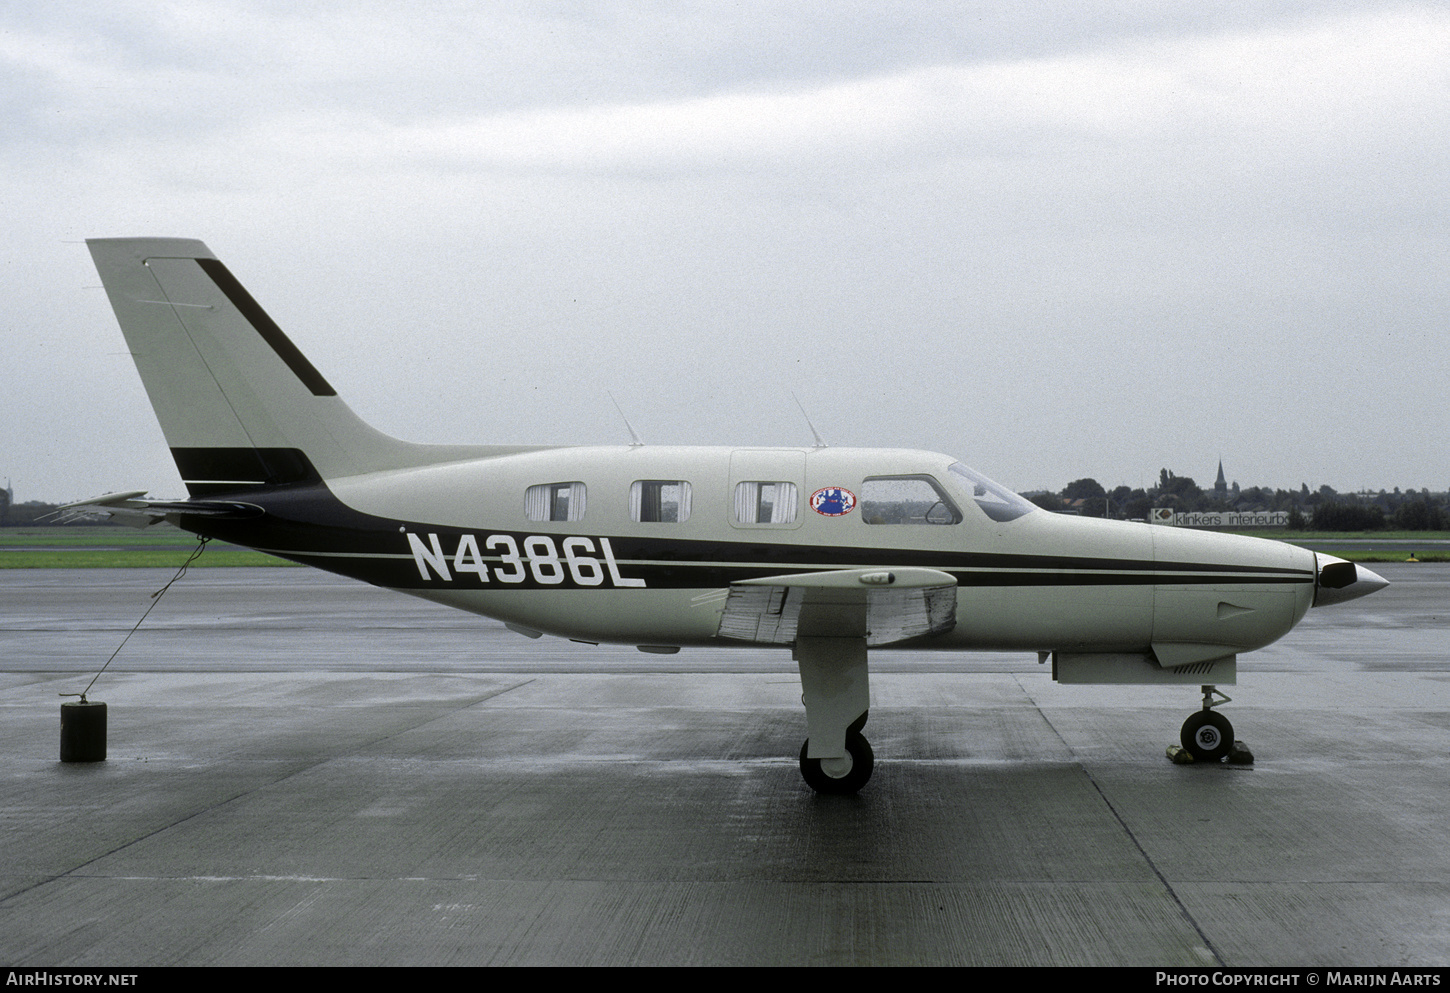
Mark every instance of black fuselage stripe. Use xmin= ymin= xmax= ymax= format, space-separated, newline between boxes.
xmin=267 ymin=548 xmax=1309 ymax=591
xmin=224 ymin=525 xmax=1311 ymax=578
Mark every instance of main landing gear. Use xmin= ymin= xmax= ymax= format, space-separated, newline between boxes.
xmin=800 ymin=718 xmax=875 ymax=795
xmin=795 ymin=636 xmax=875 ymax=794
xmin=1180 ymin=684 xmax=1235 ymax=762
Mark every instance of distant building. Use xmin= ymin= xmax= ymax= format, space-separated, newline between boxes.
xmin=1152 ymin=508 xmax=1289 ymax=528
xmin=1214 ymin=460 xmax=1228 ymax=501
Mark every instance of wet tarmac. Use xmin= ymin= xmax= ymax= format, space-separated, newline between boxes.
xmin=1 ymin=564 xmax=1446 ymax=966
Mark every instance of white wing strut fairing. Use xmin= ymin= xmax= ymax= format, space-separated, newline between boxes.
xmin=80 ymin=237 xmax=1389 ymax=793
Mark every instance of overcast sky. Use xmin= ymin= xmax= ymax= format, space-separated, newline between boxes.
xmin=3 ymin=1 xmax=1447 ymax=503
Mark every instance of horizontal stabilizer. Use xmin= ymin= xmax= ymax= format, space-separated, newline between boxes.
xmin=56 ymin=491 xmax=264 ymax=528
xmin=718 ymin=568 xmax=957 ymax=646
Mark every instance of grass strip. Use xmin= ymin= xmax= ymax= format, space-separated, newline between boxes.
xmin=1 ymin=549 xmax=297 ymax=568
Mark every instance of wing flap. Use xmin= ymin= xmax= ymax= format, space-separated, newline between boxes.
xmin=718 ymin=567 xmax=957 ymax=646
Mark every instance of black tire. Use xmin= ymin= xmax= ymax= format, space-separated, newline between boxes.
xmin=799 ymin=731 xmax=875 ymax=794
xmin=1181 ymin=710 xmax=1234 ymax=762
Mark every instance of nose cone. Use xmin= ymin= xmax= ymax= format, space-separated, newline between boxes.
xmin=1313 ymin=553 xmax=1390 ymax=607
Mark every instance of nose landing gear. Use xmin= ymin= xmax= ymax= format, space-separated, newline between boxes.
xmin=1180 ymin=685 xmax=1235 ymax=762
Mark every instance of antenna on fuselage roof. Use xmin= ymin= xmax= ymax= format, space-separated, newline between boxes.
xmin=608 ymin=392 xmax=645 ymax=447
xmin=791 ymin=392 xmax=829 ymax=449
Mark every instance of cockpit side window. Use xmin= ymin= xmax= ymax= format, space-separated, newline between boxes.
xmin=948 ymin=463 xmax=1036 ymax=523
xmin=860 ymin=476 xmax=961 ymax=525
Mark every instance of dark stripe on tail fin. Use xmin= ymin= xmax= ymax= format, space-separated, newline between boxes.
xmin=172 ymin=447 xmax=322 ymax=496
xmin=195 ymin=258 xmax=336 ymax=397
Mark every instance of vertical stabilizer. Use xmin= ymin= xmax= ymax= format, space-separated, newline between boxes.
xmin=88 ymin=238 xmax=521 ymax=493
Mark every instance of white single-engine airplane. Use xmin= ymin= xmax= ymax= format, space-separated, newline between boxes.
xmin=73 ymin=237 xmax=1388 ymax=793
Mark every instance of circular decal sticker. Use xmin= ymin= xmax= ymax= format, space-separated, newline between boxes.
xmin=810 ymin=486 xmax=857 ymax=517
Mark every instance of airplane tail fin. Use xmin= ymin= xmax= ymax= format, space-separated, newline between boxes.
xmin=88 ymin=238 xmax=510 ymax=495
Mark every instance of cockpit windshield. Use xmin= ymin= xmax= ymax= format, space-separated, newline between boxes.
xmin=947 ymin=463 xmax=1037 ymax=523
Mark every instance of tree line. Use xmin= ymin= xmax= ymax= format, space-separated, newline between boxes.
xmin=1027 ymin=469 xmax=1447 ymax=531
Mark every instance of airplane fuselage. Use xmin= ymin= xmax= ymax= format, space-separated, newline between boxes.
xmin=176 ymin=443 xmax=1318 ymax=662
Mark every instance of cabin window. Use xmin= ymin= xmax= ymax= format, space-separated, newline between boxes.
xmin=630 ymin=480 xmax=692 ymax=523
xmin=860 ymin=475 xmax=961 ymax=525
xmin=525 ymin=482 xmax=587 ymax=522
xmin=734 ymin=481 xmax=798 ymax=524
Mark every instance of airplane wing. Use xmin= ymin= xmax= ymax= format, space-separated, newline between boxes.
xmin=717 ymin=567 xmax=958 ymax=646
xmin=55 ymin=491 xmax=264 ymax=528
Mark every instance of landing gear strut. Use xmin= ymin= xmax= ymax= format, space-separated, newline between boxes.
xmin=1180 ymin=684 xmax=1234 ymax=762
xmin=795 ymin=636 xmax=875 ymax=794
